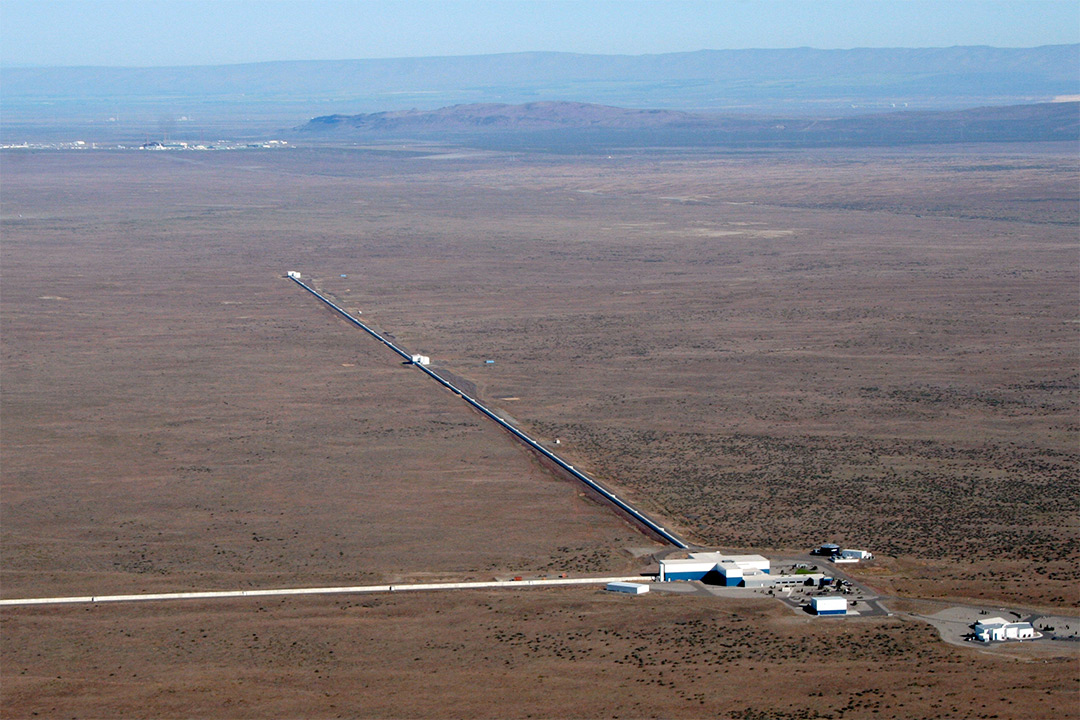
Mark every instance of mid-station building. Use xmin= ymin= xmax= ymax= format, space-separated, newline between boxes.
xmin=973 ymin=617 xmax=1041 ymax=643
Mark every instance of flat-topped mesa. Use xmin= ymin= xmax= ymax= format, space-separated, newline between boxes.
xmin=300 ymin=101 xmax=699 ymax=132
xmin=297 ymin=100 xmax=1080 ymax=148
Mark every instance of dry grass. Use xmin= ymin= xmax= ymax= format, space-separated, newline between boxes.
xmin=2 ymin=144 xmax=1077 ymax=717
xmin=2 ymin=589 xmax=1076 ymax=719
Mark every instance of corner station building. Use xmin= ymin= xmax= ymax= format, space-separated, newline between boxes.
xmin=659 ymin=552 xmax=771 ymax=586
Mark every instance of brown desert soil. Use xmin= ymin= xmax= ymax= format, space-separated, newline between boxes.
xmin=3 ymin=589 xmax=1077 ymax=720
xmin=2 ymin=143 xmax=1077 ymax=717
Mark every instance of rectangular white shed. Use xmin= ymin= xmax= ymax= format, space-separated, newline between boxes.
xmin=607 ymin=582 xmax=649 ymax=595
xmin=812 ymin=596 xmax=848 ymax=615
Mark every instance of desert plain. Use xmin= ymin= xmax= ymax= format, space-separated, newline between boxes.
xmin=1 ymin=142 xmax=1077 ymax=718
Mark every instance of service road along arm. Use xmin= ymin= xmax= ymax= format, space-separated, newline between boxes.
xmin=289 ymin=275 xmax=688 ymax=549
xmin=0 ymin=577 xmax=647 ymax=607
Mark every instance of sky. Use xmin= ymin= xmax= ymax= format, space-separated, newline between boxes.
xmin=1 ymin=0 xmax=1077 ymax=68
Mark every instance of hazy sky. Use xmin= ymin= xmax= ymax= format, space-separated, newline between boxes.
xmin=2 ymin=0 xmax=1077 ymax=67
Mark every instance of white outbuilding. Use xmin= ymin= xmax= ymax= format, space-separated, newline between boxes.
xmin=811 ymin=596 xmax=848 ymax=615
xmin=607 ymin=582 xmax=649 ymax=595
xmin=286 ymin=270 xmax=301 ymax=279
xmin=410 ymin=354 xmax=431 ymax=366
xmin=973 ymin=617 xmax=1041 ymax=643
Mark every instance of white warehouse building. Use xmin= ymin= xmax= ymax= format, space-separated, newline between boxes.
xmin=659 ymin=553 xmax=770 ymax=586
xmin=973 ymin=617 xmax=1041 ymax=643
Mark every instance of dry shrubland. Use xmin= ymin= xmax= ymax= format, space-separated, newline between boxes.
xmin=2 ymin=144 xmax=1076 ymax=717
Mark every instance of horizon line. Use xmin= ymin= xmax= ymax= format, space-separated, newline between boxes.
xmin=3 ymin=42 xmax=1076 ymax=71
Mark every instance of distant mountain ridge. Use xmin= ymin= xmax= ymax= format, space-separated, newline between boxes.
xmin=304 ymin=102 xmax=699 ymax=131
xmin=3 ymin=45 xmax=1076 ymax=110
xmin=3 ymin=46 xmax=1076 ymax=141
xmin=299 ymin=100 xmax=1080 ymax=150
xmin=5 ymin=45 xmax=1076 ymax=96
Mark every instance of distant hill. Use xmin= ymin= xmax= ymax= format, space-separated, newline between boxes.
xmin=2 ymin=46 xmax=1077 ymax=142
xmin=297 ymin=100 xmax=1080 ymax=150
xmin=303 ymin=102 xmax=700 ymax=132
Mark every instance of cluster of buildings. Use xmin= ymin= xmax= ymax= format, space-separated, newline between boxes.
xmin=1 ymin=140 xmax=93 ymax=150
xmin=139 ymin=139 xmax=290 ymax=151
xmin=655 ymin=551 xmax=853 ymax=615
xmin=0 ymin=140 xmax=293 ymax=152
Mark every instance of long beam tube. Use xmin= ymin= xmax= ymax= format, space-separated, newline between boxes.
xmin=0 ymin=576 xmax=646 ymax=607
xmin=289 ymin=275 xmax=689 ymax=549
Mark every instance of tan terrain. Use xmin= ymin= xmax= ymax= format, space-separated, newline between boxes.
xmin=2 ymin=144 xmax=1077 ymax=718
